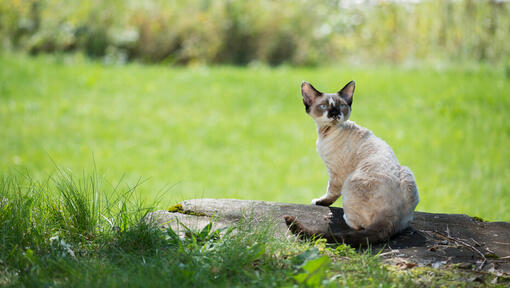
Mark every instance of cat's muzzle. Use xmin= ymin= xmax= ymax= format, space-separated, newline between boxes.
xmin=328 ymin=108 xmax=341 ymax=120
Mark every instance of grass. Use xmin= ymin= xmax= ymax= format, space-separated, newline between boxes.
xmin=1 ymin=53 xmax=508 ymax=286
xmin=1 ymin=171 xmax=506 ymax=287
xmin=1 ymin=53 xmax=509 ymax=221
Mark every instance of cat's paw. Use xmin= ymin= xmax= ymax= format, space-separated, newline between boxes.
xmin=311 ymin=198 xmax=332 ymax=206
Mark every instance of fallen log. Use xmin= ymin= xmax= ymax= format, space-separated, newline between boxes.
xmin=146 ymin=198 xmax=510 ymax=274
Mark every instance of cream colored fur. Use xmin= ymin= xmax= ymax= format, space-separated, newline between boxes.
xmin=314 ymin=120 xmax=419 ymax=233
xmin=303 ymin=81 xmax=419 ymax=236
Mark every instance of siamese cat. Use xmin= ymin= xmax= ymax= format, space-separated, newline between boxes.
xmin=284 ymin=81 xmax=419 ymax=246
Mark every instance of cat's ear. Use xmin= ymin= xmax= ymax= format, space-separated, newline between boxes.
xmin=338 ymin=80 xmax=355 ymax=106
xmin=301 ymin=81 xmax=322 ymax=113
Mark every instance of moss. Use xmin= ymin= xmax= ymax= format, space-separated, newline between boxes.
xmin=182 ymin=210 xmax=207 ymax=216
xmin=485 ymin=253 xmax=499 ymax=259
xmin=472 ymin=216 xmax=485 ymax=222
xmin=167 ymin=203 xmax=207 ymax=216
xmin=394 ymin=265 xmax=498 ymax=286
xmin=168 ymin=204 xmax=183 ymax=213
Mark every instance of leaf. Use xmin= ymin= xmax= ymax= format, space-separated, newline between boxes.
xmin=293 ymin=273 xmax=308 ymax=283
xmin=120 ymin=202 xmax=128 ymax=232
xmin=198 ymin=222 xmax=212 ymax=241
xmin=293 ymin=253 xmax=331 ymax=287
xmin=178 ymin=221 xmax=192 ymax=233
xmin=166 ymin=226 xmax=180 ymax=242
xmin=24 ymin=248 xmax=37 ymax=264
xmin=291 ymin=247 xmax=321 ymax=266
xmin=219 ymin=225 xmax=236 ymax=237
xmin=302 ymin=255 xmax=330 ymax=274
xmin=248 ymin=242 xmax=266 ymax=262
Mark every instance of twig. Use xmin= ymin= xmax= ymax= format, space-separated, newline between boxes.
xmin=379 ymin=250 xmax=400 ymax=257
xmin=423 ymin=230 xmax=487 ymax=270
xmin=471 ymin=238 xmax=495 ymax=254
xmin=470 ymin=237 xmax=482 ymax=247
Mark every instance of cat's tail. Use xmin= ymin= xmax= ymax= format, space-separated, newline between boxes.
xmin=284 ymin=216 xmax=395 ymax=247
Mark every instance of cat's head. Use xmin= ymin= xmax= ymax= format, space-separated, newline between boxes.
xmin=301 ymin=80 xmax=355 ymax=125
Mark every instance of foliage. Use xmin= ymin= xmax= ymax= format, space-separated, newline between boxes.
xmin=291 ymin=247 xmax=331 ymax=287
xmin=0 ymin=0 xmax=509 ymax=65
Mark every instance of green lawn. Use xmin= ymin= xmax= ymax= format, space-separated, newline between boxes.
xmin=1 ymin=53 xmax=509 ymax=221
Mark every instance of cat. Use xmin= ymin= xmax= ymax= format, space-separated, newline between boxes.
xmin=284 ymin=80 xmax=419 ymax=246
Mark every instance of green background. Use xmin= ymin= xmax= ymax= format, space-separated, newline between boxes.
xmin=1 ymin=54 xmax=508 ymax=221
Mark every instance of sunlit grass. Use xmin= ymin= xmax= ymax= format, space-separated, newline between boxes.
xmin=0 ymin=53 xmax=508 ymax=220
xmin=1 ymin=171 xmax=502 ymax=287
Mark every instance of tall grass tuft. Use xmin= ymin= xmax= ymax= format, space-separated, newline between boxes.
xmin=0 ymin=169 xmax=158 ymax=278
xmin=0 ymin=175 xmax=47 ymax=269
xmin=51 ymin=170 xmax=101 ymax=239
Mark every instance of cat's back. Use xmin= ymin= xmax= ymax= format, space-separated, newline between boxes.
xmin=322 ymin=120 xmax=387 ymax=155
xmin=320 ymin=120 xmax=400 ymax=175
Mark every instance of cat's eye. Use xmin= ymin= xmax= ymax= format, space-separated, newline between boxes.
xmin=320 ymin=104 xmax=327 ymax=110
xmin=340 ymin=104 xmax=346 ymax=109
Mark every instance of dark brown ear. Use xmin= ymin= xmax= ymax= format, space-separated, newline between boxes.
xmin=338 ymin=80 xmax=355 ymax=106
xmin=301 ymin=81 xmax=322 ymax=113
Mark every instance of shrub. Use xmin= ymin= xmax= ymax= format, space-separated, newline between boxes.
xmin=1 ymin=0 xmax=509 ymax=65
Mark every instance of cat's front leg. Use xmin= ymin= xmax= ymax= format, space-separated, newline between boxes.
xmin=311 ymin=180 xmax=342 ymax=206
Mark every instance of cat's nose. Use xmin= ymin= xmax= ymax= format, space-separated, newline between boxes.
xmin=329 ymin=108 xmax=340 ymax=117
